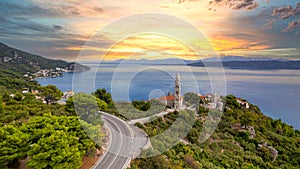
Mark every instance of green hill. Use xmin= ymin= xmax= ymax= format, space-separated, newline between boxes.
xmin=0 ymin=42 xmax=89 ymax=91
xmin=0 ymin=43 xmax=70 ymax=74
xmin=130 ymin=95 xmax=300 ymax=169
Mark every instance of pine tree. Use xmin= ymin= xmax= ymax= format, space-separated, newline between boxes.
xmin=0 ymin=96 xmax=3 ymax=113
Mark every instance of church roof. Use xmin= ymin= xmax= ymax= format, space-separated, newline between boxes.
xmin=158 ymin=95 xmax=175 ymax=101
xmin=158 ymin=94 xmax=183 ymax=101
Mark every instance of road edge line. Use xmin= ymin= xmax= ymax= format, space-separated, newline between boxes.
xmin=91 ymin=121 xmax=112 ymax=169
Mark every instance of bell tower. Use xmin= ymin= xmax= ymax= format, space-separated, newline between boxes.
xmin=174 ymin=73 xmax=181 ymax=110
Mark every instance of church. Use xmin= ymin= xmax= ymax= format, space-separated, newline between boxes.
xmin=158 ymin=73 xmax=183 ymax=110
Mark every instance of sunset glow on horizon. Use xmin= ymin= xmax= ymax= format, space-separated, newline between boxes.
xmin=0 ymin=0 xmax=300 ymax=61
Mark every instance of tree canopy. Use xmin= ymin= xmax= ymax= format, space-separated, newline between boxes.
xmin=39 ymin=85 xmax=63 ymax=104
xmin=93 ymin=88 xmax=114 ymax=108
xmin=66 ymin=93 xmax=107 ymax=125
xmin=0 ymin=125 xmax=29 ymax=169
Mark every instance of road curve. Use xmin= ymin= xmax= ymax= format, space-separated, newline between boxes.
xmin=93 ymin=112 xmax=147 ymax=169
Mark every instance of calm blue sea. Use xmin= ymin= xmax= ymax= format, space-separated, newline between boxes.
xmin=37 ymin=63 xmax=300 ymax=129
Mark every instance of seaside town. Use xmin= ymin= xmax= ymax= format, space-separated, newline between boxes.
xmin=14 ymin=73 xmax=250 ymax=110
xmin=24 ymin=65 xmax=85 ymax=79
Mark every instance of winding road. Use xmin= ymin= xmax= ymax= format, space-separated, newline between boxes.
xmin=93 ymin=112 xmax=148 ymax=169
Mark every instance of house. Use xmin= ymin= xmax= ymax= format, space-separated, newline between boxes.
xmin=236 ymin=98 xmax=249 ymax=109
xmin=199 ymin=93 xmax=223 ymax=111
xmin=31 ymin=90 xmax=39 ymax=94
xmin=22 ymin=88 xmax=29 ymax=94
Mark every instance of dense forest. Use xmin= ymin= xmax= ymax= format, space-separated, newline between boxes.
xmin=129 ymin=94 xmax=300 ymax=169
xmin=0 ymin=64 xmax=111 ymax=169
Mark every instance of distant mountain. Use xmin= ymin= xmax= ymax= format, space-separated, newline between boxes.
xmin=188 ymin=60 xmax=300 ymax=70
xmin=202 ymin=56 xmax=290 ymax=62
xmin=0 ymin=42 xmax=89 ymax=74
xmin=102 ymin=56 xmax=299 ymax=70
xmin=103 ymin=58 xmax=197 ymax=65
xmin=102 ymin=56 xmax=291 ymax=66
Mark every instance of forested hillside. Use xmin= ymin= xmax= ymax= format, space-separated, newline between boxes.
xmin=0 ymin=56 xmax=109 ymax=169
xmin=0 ymin=43 xmax=69 ymax=74
xmin=0 ymin=86 xmax=114 ymax=169
xmin=129 ymin=95 xmax=300 ymax=169
xmin=0 ymin=42 xmax=90 ymax=92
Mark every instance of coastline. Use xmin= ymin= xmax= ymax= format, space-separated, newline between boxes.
xmin=35 ymin=63 xmax=300 ymax=130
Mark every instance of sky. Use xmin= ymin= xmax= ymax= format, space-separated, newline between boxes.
xmin=0 ymin=0 xmax=300 ymax=61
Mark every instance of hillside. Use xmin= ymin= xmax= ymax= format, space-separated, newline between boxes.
xmin=0 ymin=43 xmax=90 ymax=91
xmin=0 ymin=43 xmax=90 ymax=74
xmin=0 ymin=43 xmax=69 ymax=74
xmin=129 ymin=95 xmax=300 ymax=169
xmin=0 ymin=87 xmax=106 ymax=169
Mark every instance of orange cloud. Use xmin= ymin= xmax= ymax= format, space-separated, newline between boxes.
xmin=211 ymin=35 xmax=271 ymax=52
xmin=102 ymin=34 xmax=199 ymax=60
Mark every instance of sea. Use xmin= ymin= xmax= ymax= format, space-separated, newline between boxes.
xmin=36 ymin=63 xmax=300 ymax=129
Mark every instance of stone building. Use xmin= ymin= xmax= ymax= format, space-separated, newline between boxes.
xmin=158 ymin=73 xmax=183 ymax=110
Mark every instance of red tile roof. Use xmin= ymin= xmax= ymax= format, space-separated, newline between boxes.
xmin=158 ymin=95 xmax=175 ymax=101
xmin=199 ymin=96 xmax=206 ymax=99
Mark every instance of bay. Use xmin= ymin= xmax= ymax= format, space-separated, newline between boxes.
xmin=36 ymin=63 xmax=300 ymax=129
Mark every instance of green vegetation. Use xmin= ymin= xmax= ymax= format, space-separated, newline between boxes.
xmin=0 ymin=43 xmax=69 ymax=74
xmin=132 ymin=100 xmax=151 ymax=111
xmin=115 ymin=99 xmax=166 ymax=120
xmin=66 ymin=93 xmax=107 ymax=125
xmin=129 ymin=95 xmax=300 ymax=169
xmin=93 ymin=88 xmax=115 ymax=109
xmin=0 ymin=114 xmax=100 ymax=169
xmin=183 ymin=92 xmax=201 ymax=107
xmin=140 ymin=109 xmax=195 ymax=155
xmin=0 ymin=67 xmax=39 ymax=92
xmin=39 ymin=85 xmax=63 ymax=104
xmin=0 ymin=84 xmax=110 ymax=168
xmin=0 ymin=90 xmax=108 ymax=168
xmin=0 ymin=43 xmax=108 ymax=168
xmin=0 ymin=44 xmax=47 ymax=93
xmin=0 ymin=42 xmax=89 ymax=93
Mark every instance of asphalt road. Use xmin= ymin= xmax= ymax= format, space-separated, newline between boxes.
xmin=93 ymin=112 xmax=148 ymax=169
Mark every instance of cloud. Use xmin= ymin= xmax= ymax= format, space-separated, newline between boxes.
xmin=272 ymin=5 xmax=293 ymax=19
xmin=28 ymin=0 xmax=104 ymax=17
xmin=272 ymin=3 xmax=300 ymax=20
xmin=282 ymin=19 xmax=300 ymax=32
xmin=265 ymin=3 xmax=300 ymax=33
xmin=209 ymin=0 xmax=259 ymax=10
xmin=0 ymin=0 xmax=104 ymax=18
xmin=53 ymin=25 xmax=64 ymax=31
xmin=0 ymin=15 xmax=100 ymax=60
xmin=0 ymin=1 xmax=47 ymax=17
xmin=262 ymin=19 xmax=276 ymax=29
xmin=0 ymin=17 xmax=53 ymax=36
